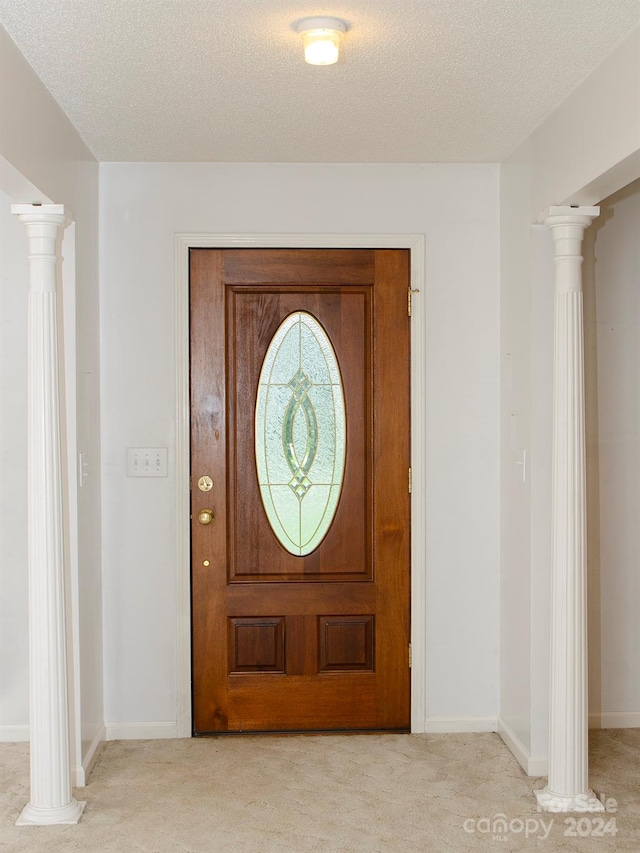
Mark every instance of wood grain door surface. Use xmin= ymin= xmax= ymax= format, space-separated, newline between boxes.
xmin=190 ymin=248 xmax=410 ymax=733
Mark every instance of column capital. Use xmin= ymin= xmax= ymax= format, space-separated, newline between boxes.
xmin=11 ymin=203 xmax=69 ymax=229
xmin=541 ymin=205 xmax=600 ymax=231
xmin=11 ymin=204 xmax=70 ymax=294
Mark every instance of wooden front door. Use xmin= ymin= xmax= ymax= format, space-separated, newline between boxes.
xmin=190 ymin=248 xmax=410 ymax=734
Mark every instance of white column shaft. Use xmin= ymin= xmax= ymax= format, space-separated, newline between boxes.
xmin=12 ymin=205 xmax=85 ymax=826
xmin=550 ymin=284 xmax=587 ymax=794
xmin=536 ymin=206 xmax=602 ymax=813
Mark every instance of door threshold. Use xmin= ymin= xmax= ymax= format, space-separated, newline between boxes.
xmin=193 ymin=727 xmax=411 ymax=737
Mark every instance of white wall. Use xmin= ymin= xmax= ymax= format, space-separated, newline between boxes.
xmin=527 ymin=26 xmax=640 ymax=219
xmin=585 ymin=179 xmax=640 ymax=725
xmin=500 ymin=26 xmax=640 ymax=773
xmin=99 ymin=162 xmax=501 ymax=729
xmin=499 ymin=141 xmax=533 ymax=756
xmin=0 ymin=190 xmax=28 ymax=735
xmin=0 ymin=24 xmax=103 ymax=778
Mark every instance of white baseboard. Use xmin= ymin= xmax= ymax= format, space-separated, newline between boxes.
xmin=73 ymin=724 xmax=106 ymax=787
xmin=0 ymin=721 xmax=179 ymax=743
xmin=105 ymin=721 xmax=179 ymax=740
xmin=589 ymin=711 xmax=640 ymax=729
xmin=423 ymin=716 xmax=497 ymax=733
xmin=498 ymin=712 xmax=640 ymax=778
xmin=497 ymin=716 xmax=548 ymax=777
xmin=0 ymin=724 xmax=29 ymax=742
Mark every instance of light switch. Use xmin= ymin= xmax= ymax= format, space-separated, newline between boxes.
xmin=127 ymin=447 xmax=168 ymax=477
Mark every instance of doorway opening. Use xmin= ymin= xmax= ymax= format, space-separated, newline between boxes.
xmin=174 ymin=233 xmax=427 ymax=736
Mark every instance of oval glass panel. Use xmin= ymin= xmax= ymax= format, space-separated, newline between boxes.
xmin=255 ymin=312 xmax=346 ymax=556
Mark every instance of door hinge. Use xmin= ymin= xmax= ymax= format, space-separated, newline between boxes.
xmin=408 ymin=467 xmax=412 ymax=494
xmin=408 ymin=288 xmax=420 ymax=317
xmin=409 ymin=643 xmax=413 ymax=669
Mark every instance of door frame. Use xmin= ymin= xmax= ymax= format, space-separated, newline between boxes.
xmin=174 ymin=233 xmax=427 ymax=736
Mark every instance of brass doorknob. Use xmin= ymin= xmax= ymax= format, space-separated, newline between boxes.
xmin=198 ymin=508 xmax=214 ymax=525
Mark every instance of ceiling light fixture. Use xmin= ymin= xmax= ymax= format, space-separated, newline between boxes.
xmin=294 ymin=17 xmax=347 ymax=66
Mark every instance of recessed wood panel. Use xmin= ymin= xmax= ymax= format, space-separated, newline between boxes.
xmin=319 ymin=615 xmax=375 ymax=672
xmin=229 ymin=617 xmax=285 ymax=673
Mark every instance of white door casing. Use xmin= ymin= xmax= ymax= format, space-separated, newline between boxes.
xmin=174 ymin=233 xmax=427 ymax=736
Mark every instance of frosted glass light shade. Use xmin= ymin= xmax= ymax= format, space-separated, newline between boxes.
xmin=302 ymin=30 xmax=341 ymax=65
xmin=294 ymin=17 xmax=347 ymax=66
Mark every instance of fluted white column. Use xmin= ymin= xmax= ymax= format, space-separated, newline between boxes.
xmin=11 ymin=204 xmax=85 ymax=826
xmin=535 ymin=206 xmax=603 ymax=813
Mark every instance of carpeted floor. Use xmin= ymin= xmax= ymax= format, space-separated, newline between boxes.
xmin=1 ymin=730 xmax=638 ymax=852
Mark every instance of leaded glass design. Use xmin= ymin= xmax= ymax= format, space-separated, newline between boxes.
xmin=255 ymin=312 xmax=346 ymax=556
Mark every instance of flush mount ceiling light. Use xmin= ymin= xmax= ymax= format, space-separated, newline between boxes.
xmin=294 ymin=17 xmax=347 ymax=66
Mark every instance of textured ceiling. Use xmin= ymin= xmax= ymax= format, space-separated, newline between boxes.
xmin=0 ymin=0 xmax=638 ymax=163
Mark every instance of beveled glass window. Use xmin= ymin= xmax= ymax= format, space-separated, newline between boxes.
xmin=255 ymin=312 xmax=346 ymax=556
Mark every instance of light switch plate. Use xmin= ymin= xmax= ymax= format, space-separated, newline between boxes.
xmin=127 ymin=447 xmax=168 ymax=477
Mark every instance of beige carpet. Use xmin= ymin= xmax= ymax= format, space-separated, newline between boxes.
xmin=1 ymin=730 xmax=639 ymax=852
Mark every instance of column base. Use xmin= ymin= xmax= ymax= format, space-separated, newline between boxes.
xmin=535 ymin=786 xmax=605 ymax=813
xmin=16 ymin=798 xmax=86 ymax=826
